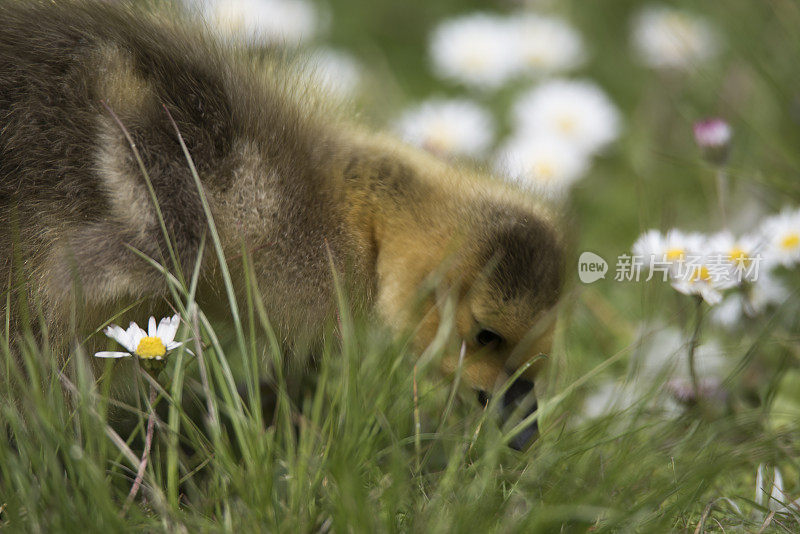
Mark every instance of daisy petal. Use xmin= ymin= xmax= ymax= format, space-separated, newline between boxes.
xmin=157 ymin=314 xmax=180 ymax=344
xmin=102 ymin=324 xmax=119 ymax=340
xmin=756 ymin=465 xmax=766 ymax=506
xmin=169 ymin=341 xmax=194 ymax=356
xmin=700 ymin=287 xmax=723 ymax=306
xmin=148 ymin=316 xmax=157 ymax=337
xmin=94 ymin=351 xmax=131 ymax=359
xmin=104 ymin=324 xmax=133 ymax=351
xmin=128 ymin=322 xmax=146 ymax=349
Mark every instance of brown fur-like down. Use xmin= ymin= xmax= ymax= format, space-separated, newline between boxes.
xmin=0 ymin=1 xmax=564 ymax=404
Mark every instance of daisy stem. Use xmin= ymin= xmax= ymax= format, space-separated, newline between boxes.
xmin=715 ymin=167 xmax=728 ymax=227
xmin=687 ymin=296 xmax=705 ymax=401
xmin=124 ymin=383 xmax=157 ymax=512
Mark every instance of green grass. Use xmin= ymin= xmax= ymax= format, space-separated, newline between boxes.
xmin=2 ymin=282 xmax=799 ymax=532
xmin=3 ymin=0 xmax=800 ymax=532
xmin=2 ymin=286 xmax=797 ymax=533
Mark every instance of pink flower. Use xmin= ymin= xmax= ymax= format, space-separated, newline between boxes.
xmin=693 ymin=118 xmax=731 ymax=147
xmin=693 ymin=118 xmax=731 ymax=165
xmin=666 ymin=377 xmax=727 ymax=405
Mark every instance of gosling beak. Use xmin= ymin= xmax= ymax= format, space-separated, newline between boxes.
xmin=476 ymin=378 xmax=539 ymax=451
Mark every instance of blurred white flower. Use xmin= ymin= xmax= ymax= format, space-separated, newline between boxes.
xmin=756 ymin=465 xmax=800 ymax=514
xmin=305 ymin=48 xmax=361 ymax=100
xmin=510 ymin=14 xmax=585 ymax=76
xmin=634 ymin=226 xmax=778 ymax=305
xmin=96 ymin=315 xmax=183 ymax=361
xmin=710 ymin=294 xmax=744 ymax=329
xmin=429 ymin=14 xmax=519 ymax=89
xmin=637 ymin=326 xmax=727 ymax=381
xmin=582 ymin=326 xmax=730 ymax=420
xmin=671 ymin=250 xmax=742 ymax=305
xmin=495 ymin=135 xmax=589 ymax=194
xmin=670 ymin=261 xmax=724 ymax=304
xmin=710 ymin=273 xmax=787 ymax=328
xmin=582 ymin=380 xmax=640 ymax=419
xmin=706 ymin=231 xmax=762 ymax=283
xmin=512 ymin=79 xmax=621 ymax=155
xmin=395 ymin=99 xmax=494 ymax=157
xmin=632 ymin=230 xmax=736 ymax=305
xmin=760 ymin=208 xmax=800 ymax=269
xmin=201 ymin=0 xmax=317 ymax=46
xmin=633 ymin=229 xmax=705 ymax=266
xmin=632 ymin=5 xmax=720 ymax=69
xmin=706 ymin=231 xmax=760 ymax=266
xmin=632 ymin=229 xmax=666 ymax=260
xmin=748 ymin=274 xmax=789 ymax=311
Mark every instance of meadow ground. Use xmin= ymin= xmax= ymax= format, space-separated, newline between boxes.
xmin=2 ymin=0 xmax=800 ymax=532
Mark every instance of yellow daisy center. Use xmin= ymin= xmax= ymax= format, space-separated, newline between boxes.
xmin=556 ymin=115 xmax=577 ymax=134
xmin=464 ymin=51 xmax=488 ymax=72
xmin=532 ymin=160 xmax=556 ymax=182
xmin=689 ymin=266 xmax=711 ymax=283
xmin=728 ymin=246 xmax=749 ymax=267
xmin=780 ymin=233 xmax=800 ymax=251
xmin=665 ymin=14 xmax=692 ymax=38
xmin=665 ymin=248 xmax=685 ymax=261
xmin=425 ymin=124 xmax=455 ymax=153
xmin=525 ymin=50 xmax=545 ymax=66
xmin=136 ymin=336 xmax=166 ymax=359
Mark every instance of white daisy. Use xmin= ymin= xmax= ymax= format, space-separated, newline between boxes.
xmin=755 ymin=465 xmax=800 ymax=515
xmin=670 ymin=255 xmax=731 ymax=305
xmin=748 ymin=273 xmax=789 ymax=312
xmin=304 ymin=48 xmax=361 ymax=100
xmin=512 ymin=79 xmax=621 ymax=155
xmin=582 ymin=380 xmax=640 ymax=419
xmin=632 ymin=229 xmax=666 ymax=260
xmin=706 ymin=231 xmax=763 ymax=284
xmin=631 ymin=5 xmax=720 ymax=70
xmin=633 ymin=229 xmax=705 ymax=269
xmin=509 ymin=13 xmax=585 ymax=76
xmin=637 ymin=326 xmax=728 ymax=381
xmin=710 ymin=273 xmax=788 ymax=328
xmin=495 ymin=134 xmax=590 ymax=195
xmin=395 ymin=98 xmax=494 ymax=157
xmin=429 ymin=14 xmax=519 ymax=90
xmin=200 ymin=0 xmax=317 ymax=47
xmin=632 ymin=230 xmax=733 ymax=304
xmin=709 ymin=294 xmax=745 ymax=329
xmin=95 ymin=314 xmax=184 ymax=360
xmin=760 ymin=208 xmax=800 ymax=269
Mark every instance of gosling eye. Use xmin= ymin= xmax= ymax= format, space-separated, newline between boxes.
xmin=475 ymin=329 xmax=504 ymax=348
